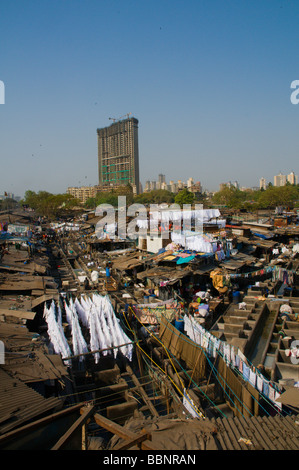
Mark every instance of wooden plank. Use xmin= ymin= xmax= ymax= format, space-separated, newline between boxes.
xmin=93 ymin=412 xmax=158 ymax=450
xmin=31 ymin=290 xmax=45 ymax=296
xmin=31 ymin=294 xmax=56 ymax=308
xmin=106 ymin=401 xmax=138 ymax=423
xmin=51 ymin=405 xmax=96 ymax=450
xmin=0 ymin=265 xmax=33 ymax=273
xmin=0 ymin=308 xmax=35 ymax=320
xmin=96 ymin=381 xmax=128 ymax=396
xmin=0 ymin=279 xmax=45 ymax=291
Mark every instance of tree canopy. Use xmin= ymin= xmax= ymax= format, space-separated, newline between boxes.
xmin=85 ymin=184 xmax=134 ymax=209
xmin=22 ymin=190 xmax=80 ymax=219
xmin=0 ymin=197 xmax=18 ymax=211
xmin=174 ymin=188 xmax=195 ymax=206
xmin=212 ymin=184 xmax=299 ymax=210
xmin=20 ymin=183 xmax=299 ymax=220
xmin=134 ymin=189 xmax=175 ymax=205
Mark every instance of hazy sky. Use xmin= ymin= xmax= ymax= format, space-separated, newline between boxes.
xmin=1 ymin=0 xmax=299 ymax=198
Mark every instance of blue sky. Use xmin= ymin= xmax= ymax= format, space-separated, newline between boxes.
xmin=1 ymin=0 xmax=299 ymax=198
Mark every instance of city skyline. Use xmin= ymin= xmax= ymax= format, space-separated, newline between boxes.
xmin=2 ymin=167 xmax=299 ymax=202
xmin=0 ymin=1 xmax=299 ymax=198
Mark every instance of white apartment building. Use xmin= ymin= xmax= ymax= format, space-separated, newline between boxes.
xmin=287 ymin=171 xmax=298 ymax=185
xmin=274 ymin=172 xmax=287 ymax=187
xmin=259 ymin=177 xmax=267 ymax=190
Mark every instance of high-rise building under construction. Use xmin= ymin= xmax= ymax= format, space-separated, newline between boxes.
xmin=97 ymin=116 xmax=140 ymax=194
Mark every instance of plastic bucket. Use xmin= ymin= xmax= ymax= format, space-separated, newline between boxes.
xmin=233 ymin=291 xmax=240 ymax=304
xmin=174 ymin=319 xmax=184 ymax=332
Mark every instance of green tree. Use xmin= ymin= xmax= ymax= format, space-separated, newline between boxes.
xmin=94 ymin=192 xmax=119 ymax=207
xmin=134 ymin=189 xmax=175 ymax=205
xmin=257 ymin=185 xmax=299 ymax=209
xmin=22 ymin=190 xmax=79 ymax=219
xmin=174 ymin=188 xmax=195 ymax=206
xmin=0 ymin=197 xmax=18 ymax=210
xmin=85 ymin=197 xmax=96 ymax=209
xmin=212 ymin=186 xmax=246 ymax=209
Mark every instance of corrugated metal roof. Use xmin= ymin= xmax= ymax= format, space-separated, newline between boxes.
xmin=211 ymin=413 xmax=299 ymax=450
xmin=0 ymin=319 xmax=67 ymax=435
xmin=0 ymin=322 xmax=68 ymax=383
xmin=0 ymin=368 xmax=62 ymax=435
xmin=107 ymin=411 xmax=299 ymax=451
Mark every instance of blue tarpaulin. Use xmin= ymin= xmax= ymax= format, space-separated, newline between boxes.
xmin=253 ymin=232 xmax=273 ymax=240
xmin=176 ymin=255 xmax=195 ymax=264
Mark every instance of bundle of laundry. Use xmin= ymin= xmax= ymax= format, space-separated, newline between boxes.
xmin=285 ymin=347 xmax=299 ymax=359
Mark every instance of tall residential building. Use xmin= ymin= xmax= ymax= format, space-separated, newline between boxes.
xmin=158 ymin=174 xmax=166 ymax=184
xmin=150 ymin=181 xmax=157 ymax=191
xmin=287 ymin=171 xmax=298 ymax=185
xmin=260 ymin=177 xmax=267 ymax=190
xmin=274 ymin=172 xmax=287 ymax=187
xmin=169 ymin=180 xmax=177 ymax=193
xmin=97 ymin=117 xmax=140 ymax=194
xmin=187 ymin=177 xmax=194 ymax=188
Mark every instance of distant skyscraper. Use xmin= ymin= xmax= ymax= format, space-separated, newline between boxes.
xmin=150 ymin=181 xmax=156 ymax=191
xmin=97 ymin=117 xmax=140 ymax=193
xmin=260 ymin=177 xmax=267 ymax=190
xmin=274 ymin=172 xmax=286 ymax=187
xmin=287 ymin=171 xmax=298 ymax=185
xmin=187 ymin=177 xmax=194 ymax=188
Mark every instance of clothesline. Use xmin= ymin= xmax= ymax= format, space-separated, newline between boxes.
xmin=227 ymin=265 xmax=297 ymax=280
xmin=43 ymin=294 xmax=134 ymax=365
xmin=183 ymin=314 xmax=283 ymax=411
xmin=130 ymin=300 xmax=284 ymax=413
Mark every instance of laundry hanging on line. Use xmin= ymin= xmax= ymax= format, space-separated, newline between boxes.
xmin=43 ymin=294 xmax=133 ymax=365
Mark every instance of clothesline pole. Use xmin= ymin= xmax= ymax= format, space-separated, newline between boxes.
xmin=63 ymin=340 xmax=136 ymax=361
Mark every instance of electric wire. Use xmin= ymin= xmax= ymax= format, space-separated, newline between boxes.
xmin=123 ymin=308 xmax=205 ymax=418
xmin=48 ymin=295 xmax=284 ymax=420
xmin=128 ymin=306 xmax=284 ymax=418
